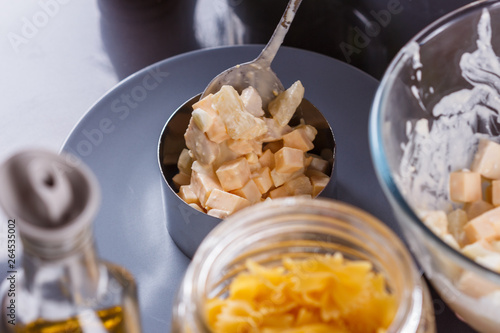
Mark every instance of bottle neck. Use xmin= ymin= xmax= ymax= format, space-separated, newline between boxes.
xmin=22 ymin=225 xmax=102 ymax=306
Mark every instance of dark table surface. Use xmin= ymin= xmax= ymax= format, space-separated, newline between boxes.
xmin=0 ymin=0 xmax=478 ymax=332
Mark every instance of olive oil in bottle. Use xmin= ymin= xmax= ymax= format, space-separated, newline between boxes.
xmin=0 ymin=150 xmax=142 ymax=333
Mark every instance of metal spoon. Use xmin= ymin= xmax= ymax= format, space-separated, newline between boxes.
xmin=201 ymin=0 xmax=303 ymax=109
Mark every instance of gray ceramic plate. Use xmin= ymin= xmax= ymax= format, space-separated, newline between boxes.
xmin=61 ymin=45 xmax=382 ymax=331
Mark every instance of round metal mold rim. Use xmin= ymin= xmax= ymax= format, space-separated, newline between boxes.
xmin=158 ymin=93 xmax=337 ymax=258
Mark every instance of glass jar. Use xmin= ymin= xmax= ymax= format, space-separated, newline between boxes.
xmin=171 ymin=197 xmax=436 ymax=332
xmin=0 ymin=150 xmax=142 ymax=333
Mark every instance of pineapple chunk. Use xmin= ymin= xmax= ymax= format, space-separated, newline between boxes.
xmin=240 ymin=86 xmax=265 ymax=117
xmin=447 ymin=209 xmax=468 ymax=246
xmin=269 ymin=80 xmax=304 ymax=127
xmin=177 ymin=148 xmax=193 ymax=175
xmin=212 ymin=85 xmax=267 ymax=140
xmin=184 ymin=117 xmax=220 ymax=165
xmin=192 ymin=108 xmax=214 ymax=132
xmin=258 ymin=118 xmax=292 ymax=142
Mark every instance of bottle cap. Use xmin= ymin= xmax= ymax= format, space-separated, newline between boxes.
xmin=0 ymin=149 xmax=100 ymax=243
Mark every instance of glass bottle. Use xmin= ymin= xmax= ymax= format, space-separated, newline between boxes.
xmin=172 ymin=197 xmax=436 ymax=333
xmin=0 ymin=150 xmax=142 ymax=333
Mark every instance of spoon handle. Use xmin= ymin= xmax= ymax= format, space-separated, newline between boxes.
xmin=255 ymin=0 xmax=303 ymax=67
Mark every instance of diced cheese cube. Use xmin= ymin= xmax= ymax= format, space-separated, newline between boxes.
xmin=215 ymin=157 xmax=251 ymax=191
xmin=457 ymin=271 xmax=500 ymax=298
xmin=172 ymin=172 xmax=190 ymax=188
xmin=463 ymin=206 xmax=500 ymax=244
xmin=231 ymin=179 xmax=262 ymax=204
xmin=465 ymin=200 xmax=494 ymax=220
xmin=189 ymin=203 xmax=204 ymax=212
xmin=191 ymin=169 xmax=222 ymax=207
xmin=268 ymin=80 xmax=304 ymax=127
xmin=252 ymin=167 xmax=273 ymax=194
xmin=205 ymin=189 xmax=250 ymax=214
xmin=282 ymin=128 xmax=314 ymax=152
xmin=207 ymin=208 xmax=230 ymax=219
xmin=191 ymin=160 xmax=214 ymax=175
xmin=205 ymin=117 xmax=230 ymax=143
xmin=471 ymin=139 xmax=500 ymax=179
xmin=212 ymin=85 xmax=267 ymax=140
xmin=307 ymin=154 xmax=329 ymax=173
xmin=268 ymin=185 xmax=291 ymax=199
xmin=419 ymin=210 xmax=449 ymax=237
xmin=192 ymin=108 xmax=214 ymax=132
xmin=284 ymin=175 xmax=312 ymax=196
xmin=184 ymin=117 xmax=220 ymax=165
xmin=192 ymin=93 xmax=217 ymax=114
xmin=275 ymin=147 xmax=304 ymax=173
xmin=305 ymin=169 xmax=330 ymax=179
xmin=271 ymin=168 xmax=303 ymax=187
xmin=449 ymin=170 xmax=482 ymax=203
xmin=177 ymin=148 xmax=193 ymax=175
xmin=227 ymin=139 xmax=261 ymax=155
xmin=310 ymin=175 xmax=330 ymax=197
xmin=263 ymin=141 xmax=283 ymax=154
xmin=178 ymin=185 xmax=199 ymax=204
xmin=258 ymin=149 xmax=275 ymax=169
xmin=447 ymin=209 xmax=468 ymax=246
xmin=492 ymin=180 xmax=500 ymax=206
xmin=240 ymin=86 xmax=265 ymax=117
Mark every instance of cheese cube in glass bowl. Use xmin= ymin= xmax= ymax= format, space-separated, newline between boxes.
xmin=369 ymin=1 xmax=500 ymax=332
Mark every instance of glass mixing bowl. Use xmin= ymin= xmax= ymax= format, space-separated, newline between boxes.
xmin=369 ymin=1 xmax=500 ymax=332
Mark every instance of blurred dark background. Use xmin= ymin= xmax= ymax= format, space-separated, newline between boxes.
xmin=98 ymin=0 xmax=474 ymax=80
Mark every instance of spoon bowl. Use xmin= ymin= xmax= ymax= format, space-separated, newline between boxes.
xmin=201 ymin=0 xmax=302 ymax=109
